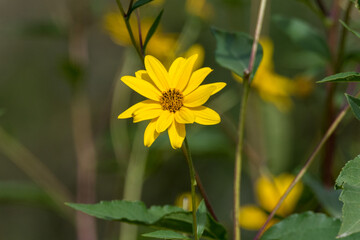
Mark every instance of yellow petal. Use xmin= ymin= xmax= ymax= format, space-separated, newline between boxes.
xmin=183 ymin=85 xmax=216 ymax=107
xmin=173 ymin=54 xmax=198 ymax=91
xmin=208 ymin=82 xmax=227 ymax=95
xmin=133 ymin=108 xmax=162 ymax=123
xmin=144 ymin=55 xmax=169 ymax=91
xmin=144 ymin=118 xmax=160 ymax=147
xmin=121 ymin=76 xmax=161 ymax=101
xmin=190 ymin=106 xmax=220 ymax=125
xmin=174 ymin=107 xmax=195 ymax=124
xmin=156 ymin=110 xmax=174 ymax=132
xmin=118 ymin=100 xmax=158 ymax=119
xmin=174 ymin=192 xmax=201 ymax=211
xmin=182 ymin=67 xmax=213 ymax=95
xmin=168 ymin=57 xmax=186 ymax=88
xmin=168 ymin=122 xmax=186 ymax=149
xmin=239 ymin=205 xmax=278 ymax=231
xmin=183 ymin=44 xmax=205 ymax=70
xmin=256 ymin=174 xmax=303 ymax=217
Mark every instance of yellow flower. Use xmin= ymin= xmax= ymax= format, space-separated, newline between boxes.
xmin=186 ymin=0 xmax=214 ymax=20
xmin=118 ymin=54 xmax=226 ymax=149
xmin=175 ymin=192 xmax=201 ymax=211
xmin=239 ymin=174 xmax=303 ymax=230
xmin=233 ymin=38 xmax=313 ymax=111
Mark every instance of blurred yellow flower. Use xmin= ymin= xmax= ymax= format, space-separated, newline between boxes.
xmin=233 ymin=38 xmax=313 ymax=111
xmin=103 ymin=12 xmax=177 ymax=60
xmin=118 ymin=54 xmax=226 ymax=149
xmin=103 ymin=12 xmax=206 ymax=67
xmin=239 ymin=174 xmax=303 ymax=230
xmin=175 ymin=192 xmax=201 ymax=211
xmin=186 ymin=0 xmax=214 ymax=20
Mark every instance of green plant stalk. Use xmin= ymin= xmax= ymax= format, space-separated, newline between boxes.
xmin=233 ymin=80 xmax=250 ymax=240
xmin=233 ymin=0 xmax=268 ymax=239
xmin=253 ymin=93 xmax=359 ymax=239
xmin=0 ymin=127 xmax=73 ymax=221
xmin=119 ymin=125 xmax=149 ymax=240
xmin=182 ymin=138 xmax=198 ymax=240
xmin=115 ymin=0 xmax=144 ymax=61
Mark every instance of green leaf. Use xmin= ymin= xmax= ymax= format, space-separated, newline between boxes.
xmin=21 ymin=20 xmax=66 ymax=38
xmin=317 ymin=72 xmax=360 ymax=83
xmin=142 ymin=230 xmax=191 ymax=239
xmin=144 ymin=10 xmax=164 ymax=51
xmin=346 ymin=94 xmax=360 ymax=121
xmin=340 ymin=20 xmax=360 ymax=39
xmin=336 ymin=155 xmax=360 ymax=238
xmin=0 ymin=181 xmax=56 ymax=208
xmin=0 ymin=109 xmax=5 ymax=117
xmin=127 ymin=0 xmax=153 ymax=17
xmin=261 ymin=212 xmax=360 ymax=240
xmin=211 ymin=27 xmax=263 ymax=80
xmin=303 ymin=174 xmax=342 ymax=218
xmin=67 ymin=200 xmax=227 ymax=240
xmin=273 ymin=15 xmax=330 ymax=59
xmin=61 ymin=59 xmax=84 ymax=89
xmin=196 ymin=200 xmax=207 ymax=238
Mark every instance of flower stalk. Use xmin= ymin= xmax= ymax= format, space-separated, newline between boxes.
xmin=182 ymin=138 xmax=198 ymax=240
xmin=115 ymin=0 xmax=144 ymax=61
xmin=234 ymin=0 xmax=268 ymax=239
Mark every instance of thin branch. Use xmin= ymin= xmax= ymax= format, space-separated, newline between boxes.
xmin=315 ymin=0 xmax=328 ymax=16
xmin=135 ymin=9 xmax=144 ymax=55
xmin=195 ymin=171 xmax=218 ymax=221
xmin=233 ymin=0 xmax=268 ymax=240
xmin=115 ymin=0 xmax=144 ymax=62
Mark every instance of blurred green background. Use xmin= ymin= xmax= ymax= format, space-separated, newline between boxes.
xmin=1 ymin=0 xmax=360 ymax=239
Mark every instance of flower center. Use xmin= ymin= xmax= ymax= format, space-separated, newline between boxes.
xmin=160 ymin=89 xmax=183 ymax=113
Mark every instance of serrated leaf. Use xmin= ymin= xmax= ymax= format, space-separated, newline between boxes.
xmin=67 ymin=200 xmax=227 ymax=240
xmin=261 ymin=212 xmax=360 ymax=240
xmin=335 ymin=155 xmax=360 ymax=238
xmin=143 ymin=10 xmax=163 ymax=51
xmin=142 ymin=230 xmax=191 ymax=239
xmin=211 ymin=27 xmax=263 ymax=80
xmin=127 ymin=0 xmax=153 ymax=17
xmin=196 ymin=200 xmax=207 ymax=238
xmin=345 ymin=94 xmax=360 ymax=121
xmin=317 ymin=72 xmax=360 ymax=83
xmin=303 ymin=174 xmax=342 ymax=218
xmin=273 ymin=15 xmax=330 ymax=59
xmin=340 ymin=20 xmax=360 ymax=39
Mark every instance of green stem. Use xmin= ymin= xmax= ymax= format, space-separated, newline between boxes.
xmin=115 ymin=0 xmax=144 ymax=62
xmin=0 ymin=127 xmax=74 ymax=221
xmin=182 ymin=138 xmax=198 ymax=240
xmin=233 ymin=80 xmax=250 ymax=240
xmin=234 ymin=0 xmax=268 ymax=239
xmin=335 ymin=1 xmax=352 ymax=72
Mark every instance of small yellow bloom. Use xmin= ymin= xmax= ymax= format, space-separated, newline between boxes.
xmin=186 ymin=0 xmax=214 ymax=20
xmin=233 ymin=38 xmax=313 ymax=111
xmin=175 ymin=192 xmax=201 ymax=211
xmin=239 ymin=205 xmax=279 ymax=231
xmin=239 ymin=174 xmax=303 ymax=230
xmin=118 ymin=54 xmax=226 ymax=149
